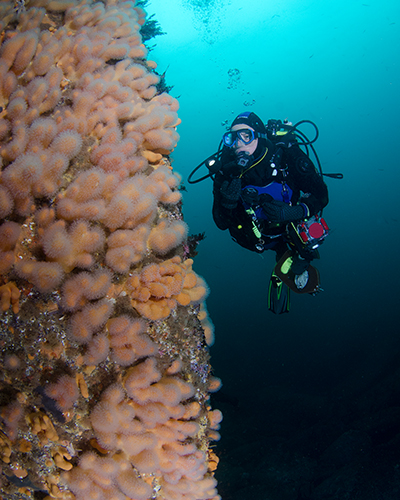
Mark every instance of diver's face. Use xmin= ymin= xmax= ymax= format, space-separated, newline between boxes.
xmin=231 ymin=124 xmax=258 ymax=155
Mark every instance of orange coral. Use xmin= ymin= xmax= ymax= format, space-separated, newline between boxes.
xmin=145 ymin=165 xmax=182 ymax=204
xmin=105 ymin=225 xmax=150 ymax=273
xmin=108 ymin=315 xmax=156 ymax=366
xmin=198 ymin=304 xmax=215 ymax=346
xmin=0 ymin=282 xmax=20 ymax=313
xmin=148 ymin=219 xmax=188 ymax=255
xmin=68 ymin=299 xmax=114 ymax=344
xmin=127 ymin=256 xmax=208 ymax=321
xmin=0 ymin=186 xmax=14 ymax=218
xmin=61 ymin=269 xmax=112 ymax=311
xmin=15 ymin=260 xmax=64 ymax=293
xmin=64 ymin=450 xmax=152 ymax=500
xmin=40 ymin=220 xmax=105 ymax=272
xmin=82 ymin=354 xmax=218 ymax=497
xmin=84 ymin=333 xmax=110 ymax=366
xmin=0 ymin=401 xmax=23 ymax=441
xmin=44 ymin=375 xmax=79 ymax=412
xmin=0 ymin=0 xmax=220 ymax=498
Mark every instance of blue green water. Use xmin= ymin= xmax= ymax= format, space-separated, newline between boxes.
xmin=146 ymin=0 xmax=400 ymax=382
xmin=146 ymin=1 xmax=400 ymax=497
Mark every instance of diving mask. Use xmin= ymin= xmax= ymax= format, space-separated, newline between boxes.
xmin=223 ymin=128 xmax=257 ymax=148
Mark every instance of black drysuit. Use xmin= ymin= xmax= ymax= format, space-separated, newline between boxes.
xmin=212 ymin=137 xmax=329 ymax=257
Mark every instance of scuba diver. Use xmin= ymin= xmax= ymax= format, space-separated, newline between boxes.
xmin=189 ymin=111 xmax=339 ymax=313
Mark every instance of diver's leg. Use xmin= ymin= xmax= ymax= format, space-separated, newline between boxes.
xmin=274 ymin=239 xmax=289 ymax=262
xmin=268 ymin=239 xmax=291 ymax=314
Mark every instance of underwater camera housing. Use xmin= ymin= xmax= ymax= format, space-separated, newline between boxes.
xmin=289 ymin=215 xmax=329 ymax=253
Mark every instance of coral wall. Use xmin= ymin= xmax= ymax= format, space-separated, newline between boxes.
xmin=0 ymin=1 xmax=221 ymax=499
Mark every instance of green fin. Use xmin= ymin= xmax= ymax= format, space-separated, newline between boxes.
xmin=275 ymin=250 xmax=321 ymax=295
xmin=280 ymin=256 xmax=293 ymax=275
xmin=268 ymin=273 xmax=290 ymax=314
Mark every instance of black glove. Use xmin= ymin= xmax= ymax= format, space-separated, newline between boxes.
xmin=221 ymin=161 xmax=243 ymax=178
xmin=220 ymin=177 xmax=242 ymax=210
xmin=262 ymin=199 xmax=306 ymax=223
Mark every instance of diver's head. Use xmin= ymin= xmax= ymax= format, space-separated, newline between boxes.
xmin=230 ymin=124 xmax=258 ymax=155
xmin=223 ymin=112 xmax=268 ymax=159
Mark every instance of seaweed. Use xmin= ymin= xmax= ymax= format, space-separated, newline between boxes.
xmin=140 ymin=13 xmax=166 ymax=42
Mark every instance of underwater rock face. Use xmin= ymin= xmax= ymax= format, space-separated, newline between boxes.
xmin=0 ymin=1 xmax=221 ymax=499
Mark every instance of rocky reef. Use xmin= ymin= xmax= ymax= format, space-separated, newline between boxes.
xmin=0 ymin=1 xmax=221 ymax=499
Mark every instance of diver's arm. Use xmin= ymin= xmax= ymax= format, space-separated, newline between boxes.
xmin=212 ymin=198 xmax=230 ymax=230
xmin=212 ymin=172 xmax=241 ymax=230
xmin=300 ymin=170 xmax=329 ymax=215
xmin=286 ymin=146 xmax=329 ymax=215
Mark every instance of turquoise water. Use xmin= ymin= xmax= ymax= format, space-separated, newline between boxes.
xmin=146 ymin=1 xmax=400 ymax=498
xmin=146 ymin=0 xmax=400 ymax=369
xmin=146 ymin=0 xmax=400 ymax=319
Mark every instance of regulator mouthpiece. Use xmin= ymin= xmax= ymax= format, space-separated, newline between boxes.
xmin=236 ymin=151 xmax=251 ymax=167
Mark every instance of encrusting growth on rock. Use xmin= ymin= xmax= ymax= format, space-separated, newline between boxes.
xmin=0 ymin=1 xmax=221 ymax=499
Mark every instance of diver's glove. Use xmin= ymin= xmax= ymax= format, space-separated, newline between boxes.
xmin=262 ymin=199 xmax=307 ymax=223
xmin=221 ymin=161 xmax=243 ymax=178
xmin=220 ymin=177 xmax=242 ymax=210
